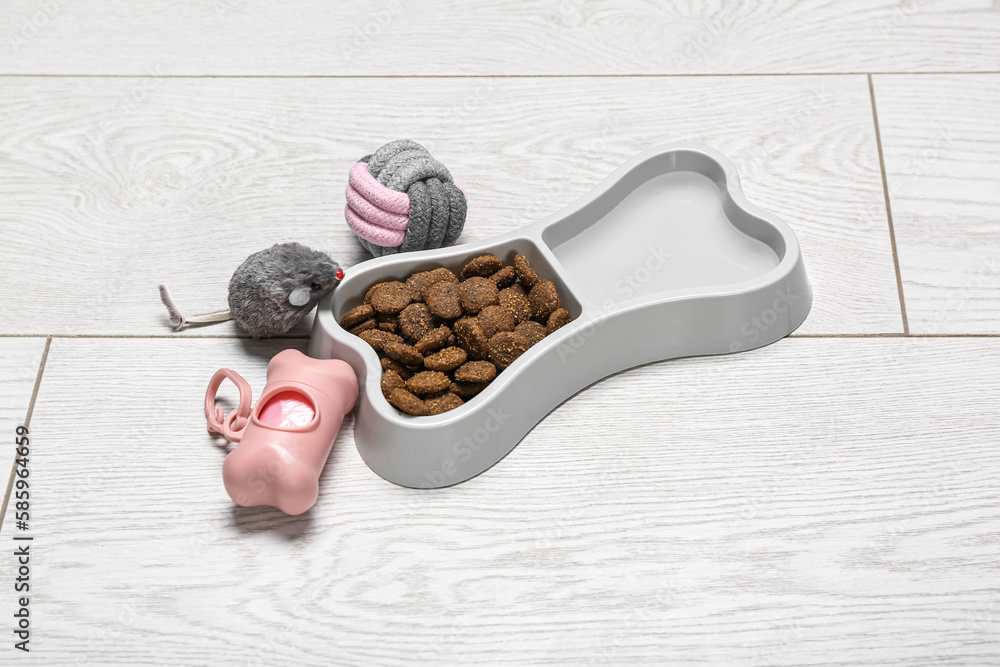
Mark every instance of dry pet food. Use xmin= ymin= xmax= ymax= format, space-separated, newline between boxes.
xmin=424 ymin=392 xmax=464 ymax=415
xmin=528 ymin=280 xmax=560 ymax=319
xmin=406 ymin=371 xmax=452 ymax=395
xmin=454 ymin=360 xmax=497 ymax=383
xmin=453 ymin=317 xmax=490 ymax=360
xmin=346 ymin=253 xmax=573 ymax=415
xmin=414 ymin=325 xmax=452 ymax=355
xmin=406 ymin=267 xmax=458 ymax=297
xmin=476 ymin=305 xmax=515 ymax=339
xmin=381 ymin=357 xmax=415 ymax=380
xmin=340 ymin=304 xmax=375 ymax=328
xmin=450 ymin=381 xmax=490 ymax=399
xmin=366 ymin=281 xmax=414 ymax=314
xmin=458 ymin=277 xmax=499 ymax=314
xmin=388 ymin=387 xmax=426 ymax=416
xmin=358 ymin=329 xmax=402 ymax=351
xmin=487 ymin=331 xmax=529 ymax=369
xmin=398 ymin=303 xmax=438 ymax=341
xmin=490 ymin=265 xmax=517 ymax=288
xmin=546 ymin=308 xmax=571 ymax=334
xmin=461 ymin=254 xmax=503 ymax=279
xmin=381 ymin=370 xmax=406 ymax=398
xmin=515 ymin=320 xmax=547 ymax=346
xmin=423 ymin=346 xmax=468 ymax=372
xmin=423 ymin=281 xmax=463 ymax=319
xmin=498 ymin=287 xmax=532 ymax=323
xmin=384 ymin=341 xmax=423 ymax=366
xmin=348 ymin=318 xmax=378 ymax=335
xmin=513 ymin=254 xmax=539 ymax=287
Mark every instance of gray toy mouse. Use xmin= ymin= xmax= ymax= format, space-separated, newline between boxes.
xmin=158 ymin=242 xmax=344 ymax=338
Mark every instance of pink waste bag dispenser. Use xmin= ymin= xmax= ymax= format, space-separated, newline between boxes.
xmin=204 ymin=349 xmax=358 ymax=515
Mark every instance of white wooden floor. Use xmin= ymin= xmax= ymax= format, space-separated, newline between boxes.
xmin=1 ymin=2 xmax=998 ymax=664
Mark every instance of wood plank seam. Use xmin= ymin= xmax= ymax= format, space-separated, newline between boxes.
xmin=1 ymin=71 xmax=1000 ymax=79
xmin=0 ymin=336 xmax=51 ymax=536
xmin=868 ymin=74 xmax=910 ymax=334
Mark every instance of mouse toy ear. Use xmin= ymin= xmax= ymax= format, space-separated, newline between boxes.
xmin=288 ymin=285 xmax=311 ymax=307
xmin=158 ymin=284 xmax=233 ymax=330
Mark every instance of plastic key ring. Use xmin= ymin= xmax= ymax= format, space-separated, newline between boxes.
xmin=205 ymin=368 xmax=253 ymax=443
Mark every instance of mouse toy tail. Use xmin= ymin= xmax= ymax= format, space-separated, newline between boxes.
xmin=158 ymin=284 xmax=233 ymax=330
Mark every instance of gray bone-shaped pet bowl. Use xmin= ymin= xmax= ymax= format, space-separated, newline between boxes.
xmin=310 ymin=142 xmax=812 ymax=488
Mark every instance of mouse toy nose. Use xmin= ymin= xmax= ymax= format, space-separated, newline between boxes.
xmin=335 ymin=268 xmax=344 ymax=280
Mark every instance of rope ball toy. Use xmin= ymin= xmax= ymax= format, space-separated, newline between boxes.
xmin=344 ymin=139 xmax=468 ymax=257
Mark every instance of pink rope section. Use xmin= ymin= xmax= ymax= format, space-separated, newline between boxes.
xmin=345 ymin=162 xmax=410 ymax=247
xmin=345 ymin=184 xmax=409 ymax=230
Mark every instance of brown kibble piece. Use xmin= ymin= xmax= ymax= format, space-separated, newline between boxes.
xmin=528 ymin=280 xmax=560 ymax=319
xmin=381 ymin=370 xmax=406 ymax=399
xmin=490 ymin=265 xmax=517 ymax=288
xmin=453 ymin=317 xmax=489 ymax=360
xmin=399 ymin=303 xmax=438 ymax=342
xmin=498 ymin=287 xmax=532 ymax=324
xmin=424 ymin=392 xmax=464 ymax=415
xmin=406 ymin=371 xmax=452 ymax=395
xmin=367 ymin=281 xmax=414 ymax=314
xmin=461 ymin=254 xmax=503 ymax=279
xmin=476 ymin=305 xmax=516 ymax=339
xmin=488 ymin=331 xmax=529 ymax=369
xmin=406 ymin=267 xmax=459 ymax=295
xmin=424 ymin=346 xmax=467 ymax=372
xmin=516 ymin=320 xmax=547 ymax=347
xmin=381 ymin=357 xmax=414 ymax=380
xmin=513 ymin=254 xmax=539 ymax=287
xmin=389 ymin=388 xmax=426 ymax=416
xmin=349 ymin=318 xmax=378 ymax=335
xmin=384 ymin=341 xmax=423 ymax=366
xmin=358 ymin=329 xmax=403 ymax=351
xmin=450 ymin=381 xmax=491 ymax=399
xmin=366 ymin=281 xmax=400 ymax=306
xmin=458 ymin=276 xmax=499 ymax=314
xmin=454 ymin=360 xmax=497 ymax=383
xmin=376 ymin=313 xmax=399 ymax=333
xmin=547 ymin=308 xmax=571 ymax=334
xmin=414 ymin=325 xmax=452 ymax=355
xmin=423 ymin=281 xmax=463 ymax=319
xmin=340 ymin=304 xmax=375 ymax=329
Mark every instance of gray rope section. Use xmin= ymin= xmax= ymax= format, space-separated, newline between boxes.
xmin=358 ymin=139 xmax=467 ymax=258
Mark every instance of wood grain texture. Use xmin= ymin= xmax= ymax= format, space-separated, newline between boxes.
xmin=3 ymin=336 xmax=998 ymax=665
xmin=1 ymin=0 xmax=1000 ymax=75
xmin=0 ymin=338 xmax=45 ymax=439
xmin=874 ymin=73 xmax=1000 ymax=334
xmin=0 ymin=74 xmax=901 ymax=336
